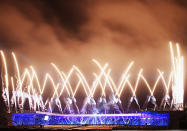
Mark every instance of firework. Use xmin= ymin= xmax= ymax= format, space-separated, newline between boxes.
xmin=0 ymin=42 xmax=184 ymax=113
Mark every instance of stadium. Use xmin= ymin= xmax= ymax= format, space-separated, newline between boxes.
xmin=0 ymin=42 xmax=186 ymax=129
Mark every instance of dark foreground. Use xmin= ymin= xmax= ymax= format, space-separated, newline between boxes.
xmin=1 ymin=125 xmax=169 ymax=130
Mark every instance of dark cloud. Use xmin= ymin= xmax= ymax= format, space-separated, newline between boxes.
xmin=0 ymin=0 xmax=186 ymax=78
xmin=0 ymin=0 xmax=95 ymax=49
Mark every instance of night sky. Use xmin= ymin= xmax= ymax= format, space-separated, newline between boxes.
xmin=0 ymin=0 xmax=187 ymax=105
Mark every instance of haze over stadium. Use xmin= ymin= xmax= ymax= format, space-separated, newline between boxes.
xmin=0 ymin=0 xmax=186 ymax=129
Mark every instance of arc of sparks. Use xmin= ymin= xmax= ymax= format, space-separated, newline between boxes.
xmin=157 ymin=69 xmax=173 ymax=95
xmin=117 ymin=61 xmax=134 ymax=95
xmin=120 ymin=69 xmax=143 ymax=97
xmin=0 ymin=51 xmax=10 ymax=112
xmin=140 ymin=72 xmax=162 ymax=96
xmin=91 ymin=63 xmax=108 ymax=96
xmin=92 ymin=59 xmax=115 ymax=95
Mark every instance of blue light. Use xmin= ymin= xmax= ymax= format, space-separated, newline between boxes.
xmin=11 ymin=111 xmax=169 ymax=126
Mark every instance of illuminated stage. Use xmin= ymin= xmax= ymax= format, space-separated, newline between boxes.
xmin=11 ymin=111 xmax=169 ymax=127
